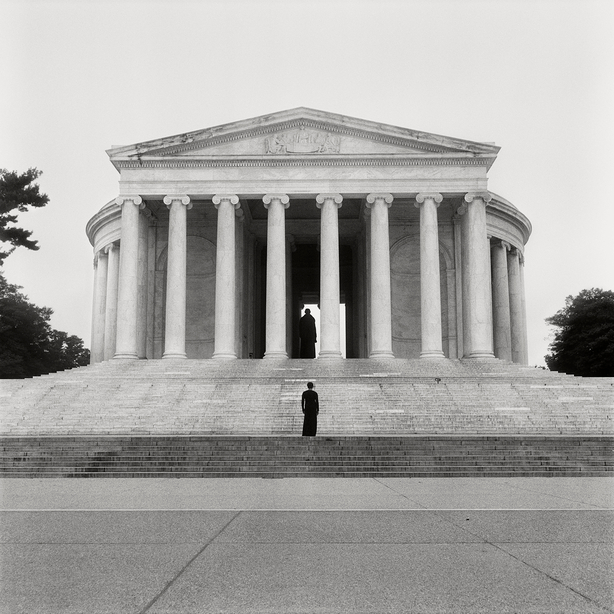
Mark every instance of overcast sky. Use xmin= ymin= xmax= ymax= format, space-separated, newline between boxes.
xmin=2 ymin=0 xmax=613 ymax=366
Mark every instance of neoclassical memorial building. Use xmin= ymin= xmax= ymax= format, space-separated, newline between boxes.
xmin=86 ymin=108 xmax=531 ymax=364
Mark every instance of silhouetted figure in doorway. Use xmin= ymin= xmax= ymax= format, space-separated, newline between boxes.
xmin=301 ymin=382 xmax=319 ymax=436
xmin=299 ymin=308 xmax=317 ymax=358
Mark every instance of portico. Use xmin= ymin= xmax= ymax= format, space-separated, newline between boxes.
xmin=87 ymin=108 xmax=531 ymax=363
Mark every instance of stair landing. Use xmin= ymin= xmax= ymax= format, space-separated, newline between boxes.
xmin=1 ymin=358 xmax=612 ymax=436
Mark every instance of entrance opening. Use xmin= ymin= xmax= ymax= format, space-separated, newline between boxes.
xmin=300 ymin=304 xmax=347 ymax=359
xmin=289 ymin=243 xmax=356 ymax=358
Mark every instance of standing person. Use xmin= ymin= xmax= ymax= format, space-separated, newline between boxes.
xmin=301 ymin=382 xmax=319 ymax=436
xmin=299 ymin=308 xmax=317 ymax=358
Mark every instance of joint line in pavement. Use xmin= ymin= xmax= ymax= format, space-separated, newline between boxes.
xmin=137 ymin=511 xmax=242 ymax=614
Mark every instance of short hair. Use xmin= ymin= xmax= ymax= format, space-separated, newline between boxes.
xmin=305 ymin=308 xmax=311 ymax=314
xmin=307 ymin=382 xmax=314 ymax=389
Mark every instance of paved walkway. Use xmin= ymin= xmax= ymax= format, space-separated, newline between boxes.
xmin=1 ymin=477 xmax=613 ymax=613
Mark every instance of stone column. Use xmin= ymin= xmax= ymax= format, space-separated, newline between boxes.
xmin=415 ymin=193 xmax=444 ymax=358
xmin=366 ymin=193 xmax=394 ymax=359
xmin=519 ymin=255 xmax=529 ymax=364
xmin=316 ymin=193 xmax=343 ymax=359
xmin=508 ymin=247 xmax=524 ymax=364
xmin=114 ymin=196 xmax=143 ymax=359
xmin=162 ymin=195 xmax=191 ymax=359
xmin=491 ymin=240 xmax=512 ymax=361
xmin=459 ymin=192 xmax=494 ymax=359
xmin=103 ymin=242 xmax=120 ymax=361
xmin=213 ymin=194 xmax=240 ymax=360
xmin=263 ymin=194 xmax=290 ymax=358
xmin=452 ymin=214 xmax=464 ymax=358
xmin=137 ymin=211 xmax=150 ymax=359
xmin=286 ymin=234 xmax=295 ymax=357
xmin=236 ymin=207 xmax=246 ymax=358
xmin=90 ymin=250 xmax=108 ymax=364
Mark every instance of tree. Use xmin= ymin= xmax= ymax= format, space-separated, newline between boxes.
xmin=0 ymin=274 xmax=90 ymax=378
xmin=545 ymin=288 xmax=614 ymax=377
xmin=0 ymin=168 xmax=49 ymax=265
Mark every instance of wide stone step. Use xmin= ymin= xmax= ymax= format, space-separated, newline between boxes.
xmin=2 ymin=436 xmax=612 ymax=478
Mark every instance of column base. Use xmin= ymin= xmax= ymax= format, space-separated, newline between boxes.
xmin=318 ymin=351 xmax=343 ymax=360
xmin=463 ymin=351 xmax=495 ymax=359
xmin=263 ymin=351 xmax=288 ymax=359
xmin=213 ymin=352 xmax=237 ymax=360
xmin=369 ymin=351 xmax=395 ymax=359
xmin=162 ymin=352 xmax=187 ymax=360
xmin=113 ymin=353 xmax=139 ymax=360
xmin=420 ymin=351 xmax=445 ymax=359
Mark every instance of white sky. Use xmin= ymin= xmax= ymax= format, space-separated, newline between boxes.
xmin=2 ymin=0 xmax=613 ymax=366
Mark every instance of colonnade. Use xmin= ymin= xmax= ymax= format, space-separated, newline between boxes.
xmin=491 ymin=239 xmax=529 ymax=364
xmin=90 ymin=191 xmax=527 ymax=363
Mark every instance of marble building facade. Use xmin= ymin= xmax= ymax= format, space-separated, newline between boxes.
xmin=86 ymin=108 xmax=531 ymax=363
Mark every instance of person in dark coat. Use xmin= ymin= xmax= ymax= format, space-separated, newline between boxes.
xmin=301 ymin=382 xmax=319 ymax=436
xmin=299 ymin=308 xmax=317 ymax=358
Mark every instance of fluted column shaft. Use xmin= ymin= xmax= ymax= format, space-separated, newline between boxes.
xmin=491 ymin=240 xmax=512 ymax=361
xmin=317 ymin=193 xmax=343 ymax=359
xmin=136 ymin=212 xmax=149 ymax=359
xmin=90 ymin=250 xmax=108 ymax=364
xmin=286 ymin=234 xmax=295 ymax=356
xmin=103 ymin=243 xmax=120 ymax=361
xmin=213 ymin=194 xmax=240 ymax=360
xmin=163 ymin=195 xmax=191 ymax=359
xmin=416 ymin=193 xmax=444 ymax=358
xmin=459 ymin=193 xmax=494 ymax=359
xmin=519 ymin=257 xmax=529 ymax=364
xmin=508 ymin=247 xmax=524 ymax=364
xmin=263 ymin=194 xmax=289 ymax=358
xmin=366 ymin=193 xmax=394 ymax=359
xmin=114 ymin=195 xmax=142 ymax=359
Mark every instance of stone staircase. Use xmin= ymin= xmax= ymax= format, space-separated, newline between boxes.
xmin=1 ymin=359 xmax=612 ymax=477
xmin=1 ymin=435 xmax=611 ymax=478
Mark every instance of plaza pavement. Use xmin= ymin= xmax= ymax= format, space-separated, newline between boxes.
xmin=0 ymin=477 xmax=612 ymax=613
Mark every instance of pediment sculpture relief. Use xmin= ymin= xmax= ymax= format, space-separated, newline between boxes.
xmin=265 ymin=127 xmax=341 ymax=154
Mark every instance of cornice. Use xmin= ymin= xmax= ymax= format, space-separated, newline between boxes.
xmin=487 ymin=196 xmax=532 ymax=244
xmin=115 ymin=156 xmax=494 ymax=170
xmin=148 ymin=119 xmax=464 ymax=157
xmin=85 ymin=200 xmax=121 ymax=245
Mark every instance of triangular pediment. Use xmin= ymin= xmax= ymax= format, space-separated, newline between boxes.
xmin=107 ymin=107 xmax=499 ymax=164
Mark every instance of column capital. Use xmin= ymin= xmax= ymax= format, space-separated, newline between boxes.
xmin=263 ymin=194 xmax=290 ymax=208
xmin=491 ymin=239 xmax=511 ymax=251
xmin=103 ymin=242 xmax=118 ymax=254
xmin=463 ymin=191 xmax=492 ymax=205
xmin=509 ymin=246 xmax=525 ymax=265
xmin=115 ymin=195 xmax=143 ymax=208
xmin=163 ymin=195 xmax=192 ymax=209
xmin=415 ymin=192 xmax=443 ymax=207
xmin=316 ymin=193 xmax=343 ymax=209
xmin=213 ymin=194 xmax=240 ymax=209
xmin=366 ymin=193 xmax=393 ymax=207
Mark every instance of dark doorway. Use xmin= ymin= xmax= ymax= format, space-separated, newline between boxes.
xmin=291 ymin=243 xmax=355 ymax=358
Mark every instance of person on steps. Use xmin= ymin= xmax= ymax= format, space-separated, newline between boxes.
xmin=301 ymin=382 xmax=319 ymax=436
xmin=299 ymin=308 xmax=317 ymax=358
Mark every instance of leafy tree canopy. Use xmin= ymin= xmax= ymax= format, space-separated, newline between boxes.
xmin=545 ymin=288 xmax=614 ymax=377
xmin=0 ymin=168 xmax=49 ymax=265
xmin=0 ymin=273 xmax=90 ymax=378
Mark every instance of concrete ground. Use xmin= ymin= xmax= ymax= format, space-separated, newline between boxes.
xmin=0 ymin=477 xmax=612 ymax=614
